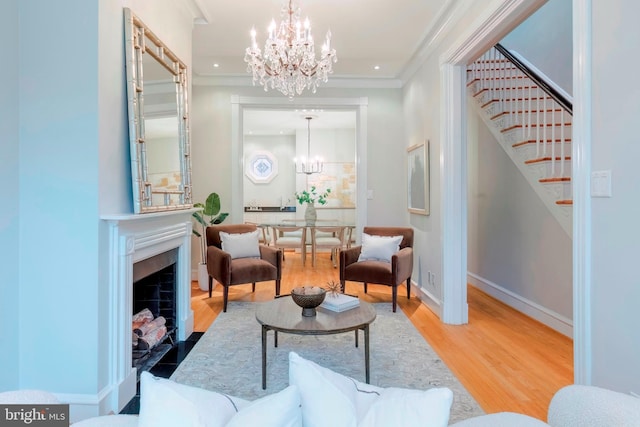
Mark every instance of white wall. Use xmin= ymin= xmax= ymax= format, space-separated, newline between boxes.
xmin=244 ymin=135 xmax=297 ymax=206
xmin=0 ymin=0 xmax=20 ymax=391
xmin=0 ymin=0 xmax=194 ymax=418
xmin=18 ymin=0 xmax=101 ymax=394
xmin=500 ymin=0 xmax=573 ymax=95
xmin=467 ymin=104 xmax=572 ymax=327
xmin=190 ymin=84 xmax=405 ymax=233
xmin=590 ymin=0 xmax=640 ymax=394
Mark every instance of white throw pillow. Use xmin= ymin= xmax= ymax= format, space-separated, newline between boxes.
xmin=220 ymin=229 xmax=261 ymax=259
xmin=226 ymin=385 xmax=302 ymax=427
xmin=357 ymin=233 xmax=403 ymax=263
xmin=288 ymin=352 xmax=452 ymax=427
xmin=138 ymin=372 xmax=302 ymax=427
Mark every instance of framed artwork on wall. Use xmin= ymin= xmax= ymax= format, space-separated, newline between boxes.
xmin=245 ymin=150 xmax=279 ymax=184
xmin=407 ymin=141 xmax=429 ymax=215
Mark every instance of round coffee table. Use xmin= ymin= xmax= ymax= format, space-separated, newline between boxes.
xmin=256 ymin=296 xmax=377 ymax=389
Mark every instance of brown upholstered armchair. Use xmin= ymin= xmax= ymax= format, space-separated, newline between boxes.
xmin=339 ymin=227 xmax=414 ymax=312
xmin=206 ymin=224 xmax=283 ymax=312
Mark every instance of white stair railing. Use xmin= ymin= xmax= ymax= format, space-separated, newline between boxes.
xmin=467 ymin=45 xmax=572 ymax=183
xmin=466 ymin=44 xmax=574 ymax=236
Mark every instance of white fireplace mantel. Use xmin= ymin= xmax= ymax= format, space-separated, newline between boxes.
xmin=101 ymin=208 xmax=197 ymax=413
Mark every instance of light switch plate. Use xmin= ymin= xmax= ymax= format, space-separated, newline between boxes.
xmin=591 ymin=170 xmax=612 ymax=197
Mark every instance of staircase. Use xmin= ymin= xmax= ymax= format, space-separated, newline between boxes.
xmin=466 ymin=45 xmax=573 ymax=237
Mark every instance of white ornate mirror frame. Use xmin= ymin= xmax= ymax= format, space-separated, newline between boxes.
xmin=123 ymin=8 xmax=193 ymax=213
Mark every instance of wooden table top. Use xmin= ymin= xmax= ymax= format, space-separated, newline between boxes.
xmin=255 ymin=296 xmax=376 ymax=335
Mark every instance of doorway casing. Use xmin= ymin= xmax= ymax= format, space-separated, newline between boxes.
xmin=230 ymin=96 xmax=369 ymax=238
xmin=438 ymin=0 xmax=591 ymax=384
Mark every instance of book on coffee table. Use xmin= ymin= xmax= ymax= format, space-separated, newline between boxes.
xmin=320 ymin=293 xmax=360 ymax=312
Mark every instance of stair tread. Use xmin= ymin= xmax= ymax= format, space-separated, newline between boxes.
xmin=467 ymin=75 xmax=531 ymax=81
xmin=525 ymin=156 xmax=571 ymax=164
xmin=540 ymin=177 xmax=571 ymax=183
xmin=512 ymin=139 xmax=572 ymax=148
xmin=472 ymin=59 xmax=513 ymax=64
xmin=502 ymin=123 xmax=572 ymax=132
xmin=490 ymin=110 xmax=565 ymax=120
xmin=473 ymin=87 xmax=541 ymax=98
xmin=480 ymin=97 xmax=553 ymax=108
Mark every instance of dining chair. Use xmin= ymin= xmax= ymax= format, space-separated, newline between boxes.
xmin=310 ymin=226 xmax=346 ymax=268
xmin=271 ymin=225 xmax=307 ymax=266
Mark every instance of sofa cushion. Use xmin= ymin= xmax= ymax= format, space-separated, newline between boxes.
xmin=288 ymin=351 xmax=453 ymax=427
xmin=357 ymin=233 xmax=403 ymax=263
xmin=220 ymin=230 xmax=261 ymax=259
xmin=138 ymin=372 xmax=301 ymax=427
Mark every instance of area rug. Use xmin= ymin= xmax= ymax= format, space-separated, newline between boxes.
xmin=171 ymin=302 xmax=484 ymax=424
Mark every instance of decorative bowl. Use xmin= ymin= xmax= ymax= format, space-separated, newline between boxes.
xmin=291 ymin=286 xmax=327 ymax=317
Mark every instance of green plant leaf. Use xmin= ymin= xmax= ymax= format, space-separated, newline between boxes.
xmin=213 ymin=213 xmax=229 ymax=224
xmin=192 ymin=211 xmax=207 ymax=228
xmin=203 ymin=193 xmax=221 ymax=217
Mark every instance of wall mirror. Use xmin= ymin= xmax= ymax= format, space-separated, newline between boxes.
xmin=124 ymin=8 xmax=192 ymax=213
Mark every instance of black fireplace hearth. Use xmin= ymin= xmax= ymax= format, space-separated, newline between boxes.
xmin=132 ymin=248 xmax=179 ymax=375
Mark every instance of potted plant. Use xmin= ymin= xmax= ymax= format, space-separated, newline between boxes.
xmin=295 ymin=186 xmax=331 ymax=225
xmin=192 ymin=192 xmax=229 ymax=291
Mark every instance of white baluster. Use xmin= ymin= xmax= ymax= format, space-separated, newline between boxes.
xmin=510 ymin=65 xmax=515 ymax=127
xmin=543 ymin=92 xmax=548 ymax=158
xmin=536 ymin=89 xmax=541 ymax=158
xmin=560 ymin=111 xmax=566 ymax=177
xmin=499 ymin=50 xmax=505 ymax=114
xmin=551 ymin=99 xmax=556 ymax=176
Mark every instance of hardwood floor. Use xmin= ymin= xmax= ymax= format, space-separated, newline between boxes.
xmin=190 ymin=251 xmax=573 ymax=421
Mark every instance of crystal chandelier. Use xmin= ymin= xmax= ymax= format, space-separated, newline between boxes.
xmin=244 ymin=0 xmax=337 ymax=97
xmin=295 ymin=116 xmax=323 ymax=175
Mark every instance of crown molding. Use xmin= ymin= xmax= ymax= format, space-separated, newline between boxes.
xmin=193 ymin=74 xmax=403 ymax=89
xmin=178 ymin=0 xmax=211 ymax=24
xmin=399 ymin=0 xmax=467 ymax=84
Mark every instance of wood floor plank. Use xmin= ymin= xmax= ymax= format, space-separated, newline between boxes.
xmin=190 ymin=251 xmax=573 ymax=421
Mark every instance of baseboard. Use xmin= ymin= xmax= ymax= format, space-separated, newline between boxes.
xmin=467 ymin=272 xmax=573 ymax=338
xmin=411 ymin=280 xmax=442 ymax=318
xmin=55 ymin=367 xmax=136 ymax=423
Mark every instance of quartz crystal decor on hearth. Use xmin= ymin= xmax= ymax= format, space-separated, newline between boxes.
xmin=244 ymin=0 xmax=337 ymax=97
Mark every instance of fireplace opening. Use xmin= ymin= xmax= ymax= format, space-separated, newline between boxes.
xmin=132 ymin=248 xmax=178 ymax=375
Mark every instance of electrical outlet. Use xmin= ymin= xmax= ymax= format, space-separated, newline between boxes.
xmin=426 ymin=271 xmax=436 ymax=287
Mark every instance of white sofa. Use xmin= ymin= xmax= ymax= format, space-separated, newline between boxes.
xmin=2 ymin=353 xmax=640 ymax=426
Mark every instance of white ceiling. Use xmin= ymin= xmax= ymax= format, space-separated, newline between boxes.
xmin=244 ymin=109 xmax=356 ymax=136
xmin=192 ymin=0 xmax=450 ymax=80
xmin=189 ymin=0 xmax=450 ymax=134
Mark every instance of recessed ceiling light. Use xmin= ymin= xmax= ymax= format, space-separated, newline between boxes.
xmin=374 ymin=65 xmax=380 ymax=70
xmin=213 ymin=63 xmax=220 ymax=68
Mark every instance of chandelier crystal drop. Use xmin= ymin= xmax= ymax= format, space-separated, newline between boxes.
xmin=294 ymin=116 xmax=323 ymax=175
xmin=244 ymin=0 xmax=337 ymax=97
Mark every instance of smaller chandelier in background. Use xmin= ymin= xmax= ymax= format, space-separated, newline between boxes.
xmin=244 ymin=0 xmax=337 ymax=97
xmin=295 ymin=116 xmax=323 ymax=175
